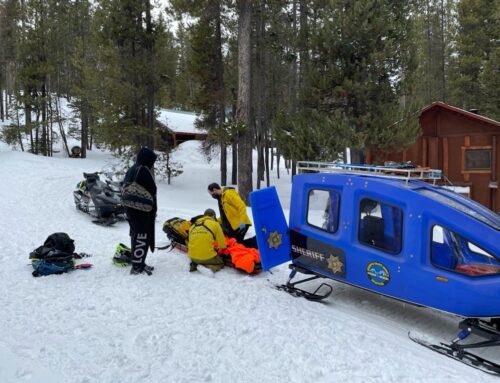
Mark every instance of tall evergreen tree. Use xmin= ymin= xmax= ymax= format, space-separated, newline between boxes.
xmin=171 ymin=0 xmax=230 ymax=185
xmin=449 ymin=0 xmax=498 ymax=115
xmin=91 ymin=0 xmax=173 ymax=151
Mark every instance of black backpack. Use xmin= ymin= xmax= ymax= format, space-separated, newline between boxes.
xmin=29 ymin=233 xmax=76 ymax=277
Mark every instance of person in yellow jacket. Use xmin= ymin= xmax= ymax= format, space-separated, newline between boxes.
xmin=187 ymin=209 xmax=227 ymax=273
xmin=207 ymin=182 xmax=252 ymax=243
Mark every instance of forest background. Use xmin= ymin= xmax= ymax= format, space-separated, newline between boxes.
xmin=0 ymin=0 xmax=498 ymax=202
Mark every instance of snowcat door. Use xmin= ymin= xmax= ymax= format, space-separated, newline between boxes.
xmin=250 ymin=186 xmax=291 ymax=271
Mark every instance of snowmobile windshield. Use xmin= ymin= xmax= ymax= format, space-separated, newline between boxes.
xmin=136 ymin=147 xmax=157 ymax=168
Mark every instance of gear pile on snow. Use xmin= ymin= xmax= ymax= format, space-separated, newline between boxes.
xmin=29 ymin=233 xmax=92 ymax=277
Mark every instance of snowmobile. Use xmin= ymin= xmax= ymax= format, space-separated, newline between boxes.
xmin=250 ymin=162 xmax=500 ymax=375
xmin=73 ymin=171 xmax=125 ymax=225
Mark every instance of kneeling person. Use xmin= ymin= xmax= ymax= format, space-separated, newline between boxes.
xmin=187 ymin=209 xmax=227 ymax=272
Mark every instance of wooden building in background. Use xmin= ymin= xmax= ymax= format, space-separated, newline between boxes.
xmin=366 ymin=102 xmax=500 ymax=212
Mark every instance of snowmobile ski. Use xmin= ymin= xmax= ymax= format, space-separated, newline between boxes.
xmin=275 ymin=280 xmax=333 ymax=301
xmin=408 ymin=332 xmax=500 ymax=376
xmin=273 ymin=264 xmax=333 ymax=301
xmin=92 ymin=217 xmax=117 ymax=226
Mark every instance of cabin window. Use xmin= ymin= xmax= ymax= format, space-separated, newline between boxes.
xmin=463 ymin=147 xmax=492 ymax=171
xmin=307 ymin=189 xmax=340 ymax=233
xmin=431 ymin=225 xmax=500 ymax=276
xmin=358 ymin=198 xmax=403 ymax=254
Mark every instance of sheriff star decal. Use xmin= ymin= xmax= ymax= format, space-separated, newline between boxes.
xmin=267 ymin=230 xmax=282 ymax=249
xmin=327 ymin=255 xmax=343 ymax=274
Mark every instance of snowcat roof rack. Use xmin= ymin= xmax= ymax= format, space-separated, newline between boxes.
xmin=297 ymin=161 xmax=442 ymax=184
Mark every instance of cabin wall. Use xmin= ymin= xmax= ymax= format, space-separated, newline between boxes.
xmin=367 ymin=107 xmax=500 ymax=211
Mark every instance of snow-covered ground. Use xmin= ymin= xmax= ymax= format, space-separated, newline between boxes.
xmin=0 ymin=112 xmax=499 ymax=383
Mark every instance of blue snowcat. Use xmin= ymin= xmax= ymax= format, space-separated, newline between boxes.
xmin=250 ymin=162 xmax=500 ymax=375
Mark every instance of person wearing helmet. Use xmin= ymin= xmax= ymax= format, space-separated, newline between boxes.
xmin=187 ymin=208 xmax=227 ymax=273
xmin=123 ymin=147 xmax=158 ymax=275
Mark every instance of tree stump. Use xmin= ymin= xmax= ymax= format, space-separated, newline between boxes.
xmin=71 ymin=146 xmax=82 ymax=158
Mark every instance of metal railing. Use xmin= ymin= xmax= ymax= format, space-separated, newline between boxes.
xmin=296 ymin=161 xmax=442 ymax=184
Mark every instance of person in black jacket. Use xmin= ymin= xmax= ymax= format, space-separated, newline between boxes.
xmin=123 ymin=147 xmax=157 ymax=275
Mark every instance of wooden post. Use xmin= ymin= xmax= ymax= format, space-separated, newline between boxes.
xmin=492 ymin=136 xmax=497 ymax=211
xmin=443 ymin=137 xmax=448 ymax=176
xmin=463 ymin=136 xmax=470 ymax=183
xmin=422 ymin=138 xmax=428 ymax=167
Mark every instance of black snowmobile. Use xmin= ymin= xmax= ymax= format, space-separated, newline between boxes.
xmin=73 ymin=172 xmax=125 ymax=225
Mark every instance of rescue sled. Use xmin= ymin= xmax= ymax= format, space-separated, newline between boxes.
xmin=250 ymin=161 xmax=500 ymax=374
xmin=162 ymin=217 xmax=262 ymax=274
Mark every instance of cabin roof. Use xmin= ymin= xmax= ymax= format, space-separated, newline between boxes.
xmin=157 ymin=109 xmax=207 ymax=134
xmin=420 ymin=101 xmax=500 ymax=129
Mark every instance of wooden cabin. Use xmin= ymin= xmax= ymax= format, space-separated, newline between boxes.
xmin=156 ymin=110 xmax=208 ymax=148
xmin=366 ymin=102 xmax=500 ymax=212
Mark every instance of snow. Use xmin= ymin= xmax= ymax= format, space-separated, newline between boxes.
xmin=1 ymin=114 xmax=499 ymax=383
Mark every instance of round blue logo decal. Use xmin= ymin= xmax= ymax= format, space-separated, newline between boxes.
xmin=366 ymin=262 xmax=390 ymax=286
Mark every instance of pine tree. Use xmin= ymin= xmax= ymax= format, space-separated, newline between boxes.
xmin=91 ymin=0 xmax=173 ymax=151
xmin=171 ymin=0 xmax=231 ymax=186
xmin=449 ymin=0 xmax=498 ymax=115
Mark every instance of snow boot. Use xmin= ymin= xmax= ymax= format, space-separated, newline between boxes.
xmin=189 ymin=262 xmax=198 ymax=272
xmin=130 ymin=266 xmax=152 ymax=276
xmin=113 ymin=243 xmax=132 ymax=267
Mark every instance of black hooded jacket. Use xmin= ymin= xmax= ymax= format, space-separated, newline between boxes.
xmin=124 ymin=147 xmax=157 ymax=198
xmin=124 ymin=147 xmax=158 ymax=251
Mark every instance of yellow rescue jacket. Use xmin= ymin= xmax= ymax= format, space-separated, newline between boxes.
xmin=187 ymin=216 xmax=227 ymax=261
xmin=219 ymin=187 xmax=252 ymax=231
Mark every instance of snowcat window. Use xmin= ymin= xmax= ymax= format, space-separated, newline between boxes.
xmin=417 ymin=189 xmax=500 ymax=231
xmin=358 ymin=198 xmax=403 ymax=254
xmin=307 ymin=189 xmax=340 ymax=234
xmin=431 ymin=225 xmax=500 ymax=276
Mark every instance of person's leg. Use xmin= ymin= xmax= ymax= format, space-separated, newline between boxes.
xmin=128 ymin=213 xmax=151 ymax=274
xmin=226 ymin=225 xmax=249 ymax=243
xmin=242 ymin=236 xmax=258 ymax=249
xmin=192 ymin=256 xmax=225 ymax=272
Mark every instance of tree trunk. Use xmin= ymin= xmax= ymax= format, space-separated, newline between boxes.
xmin=276 ymin=148 xmax=280 ymax=179
xmin=26 ymin=98 xmax=33 ymax=152
xmin=214 ymin=3 xmax=227 ymax=186
xmin=256 ymin=2 xmax=264 ymax=190
xmin=425 ymin=1 xmax=432 ymax=104
xmin=236 ymin=0 xmax=253 ymax=204
xmin=232 ymin=141 xmax=237 ymax=185
xmin=440 ymin=0 xmax=446 ymax=102
xmin=15 ymin=104 xmax=24 ymax=151
xmin=0 ymin=84 xmax=4 ymax=121
xmin=231 ymin=89 xmax=238 ymax=185
xmin=81 ymin=103 xmax=88 ymax=158
xmin=55 ymin=97 xmax=71 ymax=157
xmin=145 ymin=0 xmax=155 ymax=149
xmin=265 ymin=130 xmax=270 ymax=186
xmin=41 ymin=85 xmax=48 ymax=156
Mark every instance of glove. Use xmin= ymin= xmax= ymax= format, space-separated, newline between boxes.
xmin=239 ymin=223 xmax=246 ymax=231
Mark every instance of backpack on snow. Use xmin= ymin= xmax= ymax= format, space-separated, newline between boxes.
xmin=162 ymin=217 xmax=192 ymax=248
xmin=29 ymin=233 xmax=76 ymax=277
